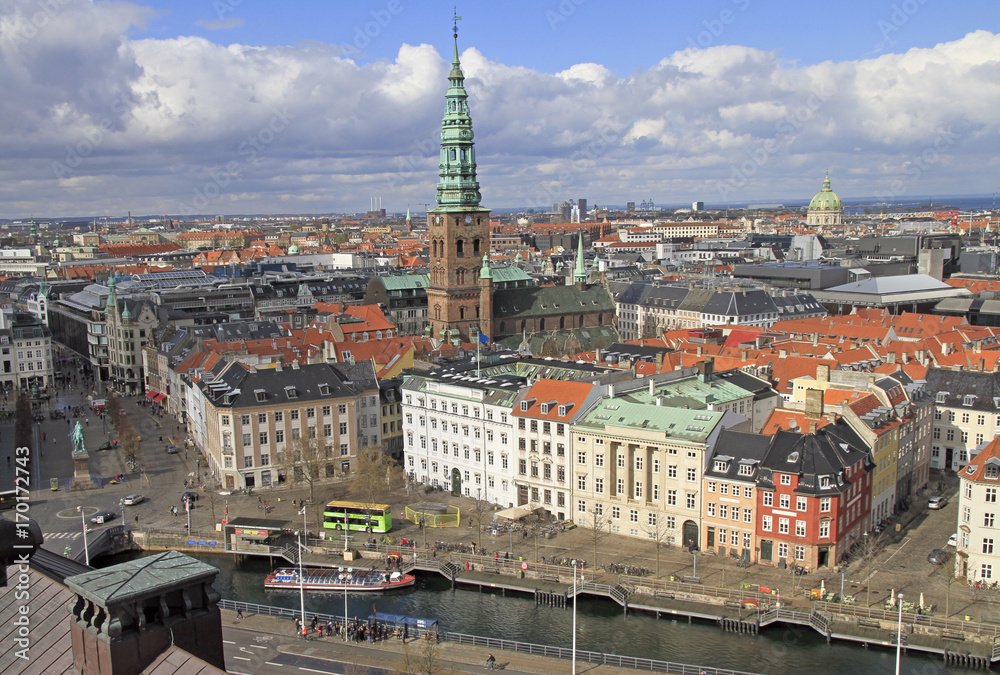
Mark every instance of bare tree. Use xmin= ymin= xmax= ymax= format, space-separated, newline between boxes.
xmin=589 ymin=508 xmax=608 ymax=572
xmin=349 ymin=442 xmax=405 ymax=509
xmin=397 ymin=634 xmax=451 ymax=675
xmin=858 ymin=531 xmax=884 ymax=607
xmin=105 ymin=392 xmax=123 ymax=430
xmin=466 ymin=491 xmax=493 ymax=553
xmin=522 ymin=512 xmax=546 ymax=562
xmin=119 ymin=417 xmax=141 ymax=465
xmin=279 ymin=433 xmax=330 ymax=505
xmin=644 ymin=516 xmax=674 ymax=577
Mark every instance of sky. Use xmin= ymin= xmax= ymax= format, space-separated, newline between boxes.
xmin=0 ymin=0 xmax=998 ymax=219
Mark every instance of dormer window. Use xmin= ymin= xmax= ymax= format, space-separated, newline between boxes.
xmin=285 ymin=386 xmax=298 ymax=400
xmin=318 ymin=383 xmax=330 ymax=396
xmin=936 ymin=391 xmax=948 ymax=404
xmin=820 ymin=476 xmax=832 ymax=489
xmin=540 ymin=403 xmax=550 ymax=414
xmin=987 ymin=467 xmax=1000 ymax=480
xmin=738 ymin=464 xmax=754 ymax=477
xmin=558 ymin=404 xmax=572 ymax=417
xmin=964 ymin=394 xmax=977 ymax=407
xmin=254 ymin=389 xmax=266 ymax=403
xmin=714 ymin=460 xmax=728 ymax=472
xmin=520 ymin=398 xmax=535 ymax=412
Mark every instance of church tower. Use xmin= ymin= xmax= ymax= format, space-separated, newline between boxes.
xmin=426 ymin=14 xmax=492 ymax=344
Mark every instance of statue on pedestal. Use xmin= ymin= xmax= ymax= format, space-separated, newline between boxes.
xmin=71 ymin=421 xmax=87 ymax=457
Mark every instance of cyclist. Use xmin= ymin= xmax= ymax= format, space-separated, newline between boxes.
xmin=485 ymin=653 xmax=496 ymax=670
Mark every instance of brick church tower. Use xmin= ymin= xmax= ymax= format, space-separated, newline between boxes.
xmin=426 ymin=15 xmax=491 ymax=345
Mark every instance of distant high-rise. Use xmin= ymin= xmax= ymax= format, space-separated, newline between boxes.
xmin=577 ymin=198 xmax=587 ymax=220
xmin=692 ymin=201 xmax=704 ymax=212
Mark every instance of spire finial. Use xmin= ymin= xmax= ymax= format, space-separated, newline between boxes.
xmin=452 ymin=7 xmax=462 ymax=63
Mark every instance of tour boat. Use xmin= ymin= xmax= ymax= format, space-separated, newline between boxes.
xmin=264 ymin=567 xmax=416 ymax=592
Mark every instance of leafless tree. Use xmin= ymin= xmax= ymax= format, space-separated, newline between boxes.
xmin=590 ymin=508 xmax=608 ymax=571
xmin=466 ymin=492 xmax=493 ymax=553
xmin=279 ymin=433 xmax=330 ymax=505
xmin=858 ymin=531 xmax=884 ymax=607
xmin=349 ymin=441 xmax=405 ymax=509
xmin=644 ymin=516 xmax=674 ymax=577
xmin=396 ymin=634 xmax=451 ymax=675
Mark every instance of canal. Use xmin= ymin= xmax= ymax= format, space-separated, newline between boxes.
xmin=99 ymin=550 xmax=982 ymax=674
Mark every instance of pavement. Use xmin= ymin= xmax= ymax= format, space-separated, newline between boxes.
xmin=13 ymin=366 xmax=992 ymax=624
xmin=220 ymin=609 xmax=655 ymax=675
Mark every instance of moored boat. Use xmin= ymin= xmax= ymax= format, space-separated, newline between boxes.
xmin=264 ymin=567 xmax=415 ymax=592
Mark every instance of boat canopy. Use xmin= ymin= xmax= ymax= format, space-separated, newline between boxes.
xmin=369 ymin=612 xmax=438 ymax=628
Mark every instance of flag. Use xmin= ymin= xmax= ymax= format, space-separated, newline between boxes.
xmin=478 ymin=332 xmax=490 ymax=344
xmin=299 ymin=506 xmax=306 ymax=515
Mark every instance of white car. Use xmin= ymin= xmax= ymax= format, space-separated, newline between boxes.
xmin=948 ymin=534 xmax=958 ymax=547
xmin=123 ymin=494 xmax=144 ymax=506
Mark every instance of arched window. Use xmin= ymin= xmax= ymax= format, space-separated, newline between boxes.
xmin=456 ymin=240 xmax=464 ymax=256
xmin=579 ymin=315 xmax=584 ymax=327
xmin=559 ymin=316 xmax=565 ymax=330
xmin=540 ymin=318 xmax=545 ymax=331
xmin=521 ymin=320 xmax=527 ymax=333
xmin=473 ymin=238 xmax=480 ymax=254
xmin=435 ymin=305 xmax=441 ymax=320
xmin=598 ymin=313 xmax=603 ymax=326
xmin=460 ymin=307 xmax=466 ymax=320
xmin=499 ymin=321 xmax=506 ymax=334
xmin=450 ymin=149 xmax=456 ymax=161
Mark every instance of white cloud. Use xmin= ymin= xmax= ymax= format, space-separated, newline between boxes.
xmin=0 ymin=1 xmax=997 ymax=217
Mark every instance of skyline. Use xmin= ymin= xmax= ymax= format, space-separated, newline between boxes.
xmin=0 ymin=0 xmax=998 ymax=218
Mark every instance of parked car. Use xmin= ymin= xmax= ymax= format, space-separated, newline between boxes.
xmin=122 ymin=494 xmax=144 ymax=506
xmin=165 ymin=445 xmax=178 ymax=454
xmin=928 ymin=548 xmax=949 ymax=565
xmin=90 ymin=511 xmax=116 ymax=524
xmin=928 ymin=496 xmax=947 ymax=510
xmin=948 ymin=534 xmax=958 ymax=547
xmin=181 ymin=491 xmax=199 ymax=503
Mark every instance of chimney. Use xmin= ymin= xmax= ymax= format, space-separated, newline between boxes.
xmin=812 ymin=332 xmax=819 ymax=346
xmin=808 ymin=421 xmax=818 ymax=433
xmin=779 ymin=349 xmax=788 ymax=359
xmin=981 ymin=358 xmax=986 ymax=372
xmin=805 ymin=388 xmax=824 ymax=420
xmin=902 ymin=351 xmax=909 ymax=364
xmin=742 ymin=349 xmax=749 ymax=361
xmin=886 ymin=351 xmax=896 ymax=364
xmin=816 ymin=363 xmax=830 ymax=383
xmin=656 ymin=352 xmax=664 ymax=369
xmin=698 ymin=356 xmax=715 ymax=383
xmin=656 ymin=396 xmax=664 ymax=406
xmin=65 ymin=551 xmax=225 ymax=675
xmin=649 ymin=379 xmax=656 ymax=396
xmin=697 ymin=345 xmax=703 ymax=357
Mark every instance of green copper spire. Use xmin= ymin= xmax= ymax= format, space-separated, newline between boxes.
xmin=479 ymin=252 xmax=492 ymax=279
xmin=574 ymin=231 xmax=586 ymax=284
xmin=434 ymin=12 xmax=482 ymax=211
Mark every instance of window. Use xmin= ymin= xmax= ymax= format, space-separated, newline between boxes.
xmin=258 ymin=431 xmax=268 ymax=446
xmin=290 ymin=410 xmax=300 ymax=421
xmin=964 ymin=506 xmax=971 ymax=523
xmin=985 ymin=513 xmax=995 ymax=528
xmin=686 ymin=493 xmax=696 ymax=509
xmin=577 ymin=500 xmax=587 ymax=513
xmin=652 ymin=484 xmax=659 ymax=500
xmin=778 ymin=518 xmax=789 ymax=534
xmin=763 ymin=492 xmax=773 ymax=507
xmin=323 ymin=405 xmax=331 ymax=416
xmin=578 ymin=451 xmax=587 ymax=465
xmin=519 ymin=459 xmax=526 ymax=475
xmin=635 ymin=456 xmax=643 ymax=470
xmin=795 ymin=521 xmax=806 ymax=537
xmin=339 ymin=422 xmax=348 ymax=435
xmin=669 ymin=465 xmax=678 ymax=479
xmin=984 ymin=538 xmax=995 ymax=554
xmin=743 ymin=508 xmax=753 ymax=524
xmin=221 ymin=415 xmax=230 ymax=426
xmin=667 ymin=489 xmax=677 ymax=506
xmin=653 ymin=458 xmax=660 ymax=473
xmin=707 ymin=503 xmax=716 ymax=517
xmin=719 ymin=505 xmax=728 ymax=519
xmin=595 ymin=454 xmax=604 ymax=467
xmin=616 ymin=478 xmax=625 ymax=495
xmin=577 ymin=475 xmax=586 ymax=490
xmin=819 ymin=521 xmax=830 ymax=538
xmin=779 ymin=474 xmax=791 ymax=485
xmin=820 ymin=497 xmax=831 ymax=513
xmin=275 ymin=429 xmax=284 ymax=444
xmin=794 ymin=545 xmax=805 ymax=561
xmin=988 ymin=488 xmax=998 ymax=503
xmin=634 ymin=481 xmax=643 ymax=498
xmin=762 ymin=515 xmax=772 ymax=531
xmin=595 ymin=478 xmax=604 ymax=494
xmin=779 ymin=494 xmax=790 ymax=509
xmin=611 ymin=506 xmax=620 ymax=520
xmin=617 ymin=455 xmax=626 ymax=468
xmin=687 ymin=468 xmax=697 ymax=481
xmin=241 ymin=414 xmax=250 ymax=426
xmin=629 ymin=509 xmax=638 ymax=523
xmin=982 ymin=564 xmax=993 ymax=580
xmin=796 ymin=496 xmax=807 ymax=511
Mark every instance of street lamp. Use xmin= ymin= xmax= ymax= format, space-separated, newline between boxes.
xmin=895 ymin=592 xmax=904 ymax=675
xmin=338 ymin=566 xmax=352 ymax=640
xmin=293 ymin=536 xmax=309 ymax=640
xmin=571 ymin=560 xmax=579 ymax=675
xmin=120 ymin=498 xmax=126 ymax=532
xmin=77 ymin=506 xmax=90 ymax=566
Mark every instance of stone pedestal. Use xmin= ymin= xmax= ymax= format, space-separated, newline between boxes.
xmin=71 ymin=451 xmax=97 ymax=491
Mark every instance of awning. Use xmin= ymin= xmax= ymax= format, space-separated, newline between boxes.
xmin=153 ymin=394 xmax=167 ymax=403
xmin=145 ymin=390 xmax=159 ymax=399
xmin=493 ymin=505 xmax=539 ymax=521
xmin=368 ymin=612 xmax=438 ymax=628
xmin=234 ymin=528 xmax=270 ymax=541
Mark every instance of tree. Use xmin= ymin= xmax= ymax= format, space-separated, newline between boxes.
xmin=644 ymin=516 xmax=674 ymax=577
xmin=397 ymin=634 xmax=450 ymax=675
xmin=522 ymin=512 xmax=547 ymax=562
xmin=589 ymin=508 xmax=608 ymax=572
xmin=466 ymin=491 xmax=493 ymax=553
xmin=858 ymin=531 xmax=884 ymax=607
xmin=106 ymin=392 xmax=123 ymax=430
xmin=279 ymin=433 xmax=330 ymax=505
xmin=349 ymin=442 xmax=405 ymax=510
xmin=119 ymin=417 xmax=141 ymax=466
xmin=14 ymin=391 xmax=32 ymax=451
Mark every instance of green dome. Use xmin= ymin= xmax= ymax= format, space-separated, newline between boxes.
xmin=288 ymin=244 xmax=300 ymax=255
xmin=808 ymin=174 xmax=843 ymax=212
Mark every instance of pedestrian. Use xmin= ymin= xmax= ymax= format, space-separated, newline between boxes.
xmin=42 ymin=432 xmax=45 ymax=441
xmin=237 ymin=608 xmax=244 ymax=620
xmin=134 ymin=515 xmax=138 ymax=524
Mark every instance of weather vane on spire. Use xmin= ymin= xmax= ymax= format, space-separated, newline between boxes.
xmin=453 ymin=6 xmax=462 ymax=39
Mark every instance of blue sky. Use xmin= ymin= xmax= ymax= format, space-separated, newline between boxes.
xmin=142 ymin=1 xmax=995 ymax=74
xmin=0 ymin=0 xmax=997 ymax=218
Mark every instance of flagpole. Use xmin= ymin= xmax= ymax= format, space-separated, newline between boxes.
xmin=477 ymin=332 xmax=481 ymax=378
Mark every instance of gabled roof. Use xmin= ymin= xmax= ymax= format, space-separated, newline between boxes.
xmin=512 ymin=379 xmax=596 ymax=422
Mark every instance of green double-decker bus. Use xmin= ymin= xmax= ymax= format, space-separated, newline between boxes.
xmin=322 ymin=500 xmax=392 ymax=533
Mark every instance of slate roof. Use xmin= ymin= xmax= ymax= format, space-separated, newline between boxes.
xmin=706 ymin=430 xmax=773 ymax=481
xmin=701 ymin=290 xmax=779 ymax=317
xmin=194 ymin=360 xmax=378 ymax=408
xmin=758 ymin=427 xmax=871 ymax=496
xmin=493 ymin=283 xmax=614 ymax=319
xmin=924 ymin=368 xmax=1000 ymax=412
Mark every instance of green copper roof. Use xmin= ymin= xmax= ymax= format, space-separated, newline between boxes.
xmin=379 ymin=274 xmax=429 ymax=291
xmin=577 ymin=400 xmax=727 ymax=443
xmin=479 ymin=252 xmax=492 ymax=279
xmin=574 ymin=231 xmax=586 ymax=283
xmin=621 ymin=376 xmax=751 ymax=408
xmin=490 ymin=265 xmax=531 ymax=284
xmin=432 ymin=28 xmax=485 ymax=213
xmin=808 ymin=173 xmax=843 ymax=212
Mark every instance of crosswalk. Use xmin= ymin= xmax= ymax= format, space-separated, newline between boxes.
xmin=44 ymin=532 xmax=83 ymax=540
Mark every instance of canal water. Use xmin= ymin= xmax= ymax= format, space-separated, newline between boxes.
xmin=98 ymin=550 xmax=980 ymax=675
